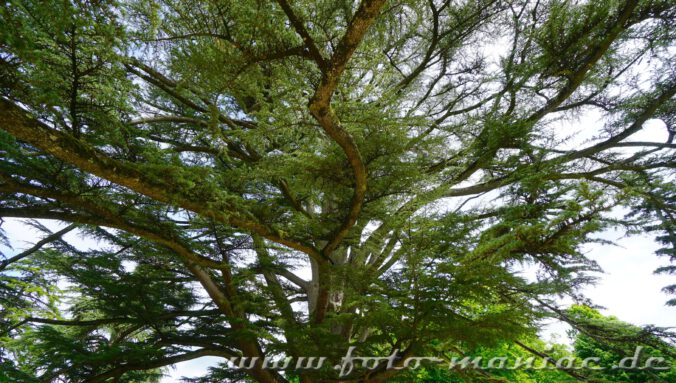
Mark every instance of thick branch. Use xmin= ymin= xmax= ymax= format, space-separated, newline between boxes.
xmin=307 ymin=0 xmax=386 ymax=257
xmin=0 ymin=98 xmax=321 ymax=261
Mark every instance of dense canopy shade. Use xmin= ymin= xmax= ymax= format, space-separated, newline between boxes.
xmin=0 ymin=0 xmax=674 ymax=382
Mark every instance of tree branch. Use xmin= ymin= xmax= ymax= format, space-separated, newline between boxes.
xmin=275 ymin=0 xmax=327 ymax=69
xmin=307 ymin=0 xmax=386 ymax=258
xmin=0 ymin=223 xmax=76 ymax=271
xmin=86 ymin=348 xmax=235 ymax=383
xmin=0 ymin=98 xmax=322 ymax=261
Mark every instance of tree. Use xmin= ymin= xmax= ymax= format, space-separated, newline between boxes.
xmin=0 ymin=0 xmax=674 ymax=382
xmin=569 ymin=305 xmax=676 ymax=382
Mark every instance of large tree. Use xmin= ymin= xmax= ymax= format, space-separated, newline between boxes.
xmin=0 ymin=0 xmax=674 ymax=382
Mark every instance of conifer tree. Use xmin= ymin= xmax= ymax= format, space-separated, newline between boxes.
xmin=0 ymin=1 xmax=674 ymax=382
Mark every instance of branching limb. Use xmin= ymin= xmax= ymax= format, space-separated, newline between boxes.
xmin=307 ymin=0 xmax=386 ymax=258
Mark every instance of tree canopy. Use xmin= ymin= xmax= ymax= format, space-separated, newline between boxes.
xmin=0 ymin=0 xmax=674 ymax=382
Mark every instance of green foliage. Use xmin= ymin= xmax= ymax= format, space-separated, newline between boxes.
xmin=569 ymin=305 xmax=676 ymax=382
xmin=0 ymin=0 xmax=674 ymax=382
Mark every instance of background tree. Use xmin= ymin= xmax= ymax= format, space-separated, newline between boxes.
xmin=568 ymin=305 xmax=675 ymax=383
xmin=384 ymin=305 xmax=676 ymax=383
xmin=0 ymin=0 xmax=674 ymax=382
